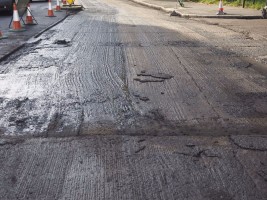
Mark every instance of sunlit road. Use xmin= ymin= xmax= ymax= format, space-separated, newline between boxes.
xmin=0 ymin=0 xmax=266 ymax=199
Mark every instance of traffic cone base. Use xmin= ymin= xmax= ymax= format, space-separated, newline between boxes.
xmin=0 ymin=31 xmax=8 ymax=39
xmin=26 ymin=16 xmax=36 ymax=25
xmin=10 ymin=21 xmax=26 ymax=32
xmin=9 ymin=28 xmax=26 ymax=32
xmin=55 ymin=6 xmax=62 ymax=12
xmin=9 ymin=29 xmax=26 ymax=32
xmin=217 ymin=11 xmax=226 ymax=15
xmin=46 ymin=12 xmax=56 ymax=17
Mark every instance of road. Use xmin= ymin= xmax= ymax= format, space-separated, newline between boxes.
xmin=0 ymin=0 xmax=267 ymax=199
xmin=0 ymin=0 xmax=66 ymax=59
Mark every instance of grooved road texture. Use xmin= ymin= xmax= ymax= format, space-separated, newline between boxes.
xmin=0 ymin=0 xmax=267 ymax=199
xmin=0 ymin=136 xmax=267 ymax=200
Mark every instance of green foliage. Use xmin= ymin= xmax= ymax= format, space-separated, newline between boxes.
xmin=189 ymin=0 xmax=266 ymax=10
xmin=178 ymin=0 xmax=185 ymax=7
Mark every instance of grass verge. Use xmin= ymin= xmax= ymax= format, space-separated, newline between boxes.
xmin=190 ymin=0 xmax=266 ymax=9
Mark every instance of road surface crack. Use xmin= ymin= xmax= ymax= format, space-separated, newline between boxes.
xmin=135 ymin=146 xmax=146 ymax=153
xmin=174 ymin=149 xmax=221 ymax=158
xmin=229 ymin=136 xmax=267 ymax=152
xmin=77 ymin=108 xmax=85 ymax=136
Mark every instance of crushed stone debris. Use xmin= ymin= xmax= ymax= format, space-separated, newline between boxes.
xmin=186 ymin=144 xmax=196 ymax=148
xmin=139 ymin=96 xmax=150 ymax=102
xmin=54 ymin=39 xmax=71 ymax=45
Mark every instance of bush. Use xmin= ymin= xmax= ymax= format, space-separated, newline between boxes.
xmin=189 ymin=0 xmax=266 ymax=9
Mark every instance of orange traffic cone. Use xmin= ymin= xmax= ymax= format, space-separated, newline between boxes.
xmin=55 ymin=0 xmax=61 ymax=11
xmin=47 ymin=0 xmax=56 ymax=17
xmin=10 ymin=3 xmax=25 ymax=32
xmin=26 ymin=3 xmax=36 ymax=25
xmin=217 ymin=0 xmax=226 ymax=15
xmin=0 ymin=29 xmax=7 ymax=39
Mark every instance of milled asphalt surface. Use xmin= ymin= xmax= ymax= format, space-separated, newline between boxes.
xmin=0 ymin=0 xmax=267 ymax=199
xmin=1 ymin=135 xmax=267 ymax=200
